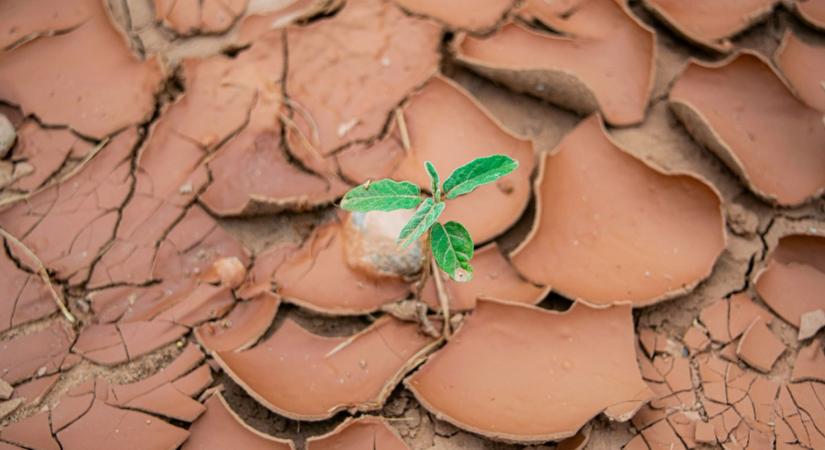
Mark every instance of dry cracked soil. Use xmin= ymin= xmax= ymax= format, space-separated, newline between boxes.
xmin=1 ymin=0 xmax=825 ymax=449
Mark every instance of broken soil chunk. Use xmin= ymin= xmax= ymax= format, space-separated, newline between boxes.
xmin=755 ymin=234 xmax=825 ymax=328
xmin=641 ymin=0 xmax=777 ymax=52
xmin=0 ymin=320 xmax=74 ymax=384
xmin=13 ymin=374 xmax=58 ymax=406
xmin=105 ymin=345 xmax=211 ymax=421
xmin=0 ymin=0 xmax=163 ymax=138
xmin=669 ymin=52 xmax=825 ymax=206
xmin=86 ymin=58 xmax=250 ymax=288
xmin=791 ymin=339 xmax=825 ymax=383
xmin=285 ymin=0 xmax=441 ymax=155
xmin=0 ymin=378 xmax=11 ymax=400
xmin=199 ymin=35 xmax=349 ymax=216
xmin=195 ymin=292 xmax=280 ymax=353
xmin=183 ymin=392 xmax=295 ymax=450
xmin=57 ymin=385 xmax=190 ymax=450
xmin=421 ymin=242 xmax=548 ymax=311
xmin=799 ymin=309 xmax=825 ymax=340
xmin=796 ymin=0 xmax=825 ymax=29
xmin=0 ymin=238 xmax=58 ymax=333
xmin=306 ymin=416 xmax=409 ymax=449
xmin=391 ymin=76 xmax=536 ymax=243
xmin=406 ymin=300 xmax=652 ymax=442
xmin=510 ymin=116 xmax=725 ymax=307
xmin=154 ymin=0 xmax=247 ymax=35
xmin=73 ymin=321 xmax=187 ymax=366
xmin=237 ymin=243 xmax=299 ymax=299
xmin=0 ymin=399 xmax=22 ymax=421
xmin=0 ymin=0 xmax=96 ymax=49
xmin=736 ymin=317 xmax=785 ymax=373
xmin=273 ymin=219 xmax=409 ymax=314
xmin=0 ymin=411 xmax=59 ymax=450
xmin=0 ymin=129 xmax=136 ymax=285
xmin=215 ymin=316 xmax=437 ymax=420
xmin=775 ymin=31 xmax=825 ymax=111
xmin=6 ymin=122 xmax=94 ymax=192
xmin=393 ymin=0 xmax=512 ymax=32
xmin=459 ymin=0 xmax=655 ymax=126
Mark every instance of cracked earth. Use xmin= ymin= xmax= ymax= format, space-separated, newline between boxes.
xmin=1 ymin=0 xmax=824 ymax=449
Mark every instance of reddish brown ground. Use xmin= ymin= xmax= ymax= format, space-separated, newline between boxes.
xmin=0 ymin=1 xmax=824 ymax=450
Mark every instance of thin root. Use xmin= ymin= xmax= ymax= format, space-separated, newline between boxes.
xmin=395 ymin=108 xmax=411 ymax=152
xmin=431 ymin=259 xmax=451 ymax=339
xmin=0 ymin=227 xmax=76 ymax=324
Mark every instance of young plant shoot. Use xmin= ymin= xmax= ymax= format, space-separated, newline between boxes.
xmin=340 ymin=155 xmax=518 ymax=283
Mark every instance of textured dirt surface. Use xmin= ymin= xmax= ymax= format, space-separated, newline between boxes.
xmin=1 ymin=0 xmax=824 ymax=449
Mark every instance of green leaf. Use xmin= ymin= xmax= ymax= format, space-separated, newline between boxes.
xmin=442 ymin=154 xmax=519 ymax=200
xmin=425 ymin=161 xmax=440 ymax=202
xmin=397 ymin=198 xmax=445 ymax=248
xmin=430 ymin=221 xmax=474 ymax=282
xmin=340 ymin=179 xmax=422 ymax=212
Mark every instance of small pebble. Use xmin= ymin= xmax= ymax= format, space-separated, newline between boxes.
xmin=0 ymin=114 xmax=15 ymax=159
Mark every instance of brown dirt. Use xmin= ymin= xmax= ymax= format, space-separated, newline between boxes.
xmin=1 ymin=1 xmax=824 ymax=449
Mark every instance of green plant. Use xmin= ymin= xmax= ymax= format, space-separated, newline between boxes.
xmin=340 ymin=155 xmax=518 ymax=282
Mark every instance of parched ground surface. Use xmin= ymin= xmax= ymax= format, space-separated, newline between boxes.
xmin=1 ymin=0 xmax=824 ymax=449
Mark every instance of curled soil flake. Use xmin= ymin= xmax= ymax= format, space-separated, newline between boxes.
xmin=796 ymin=0 xmax=825 ymax=29
xmin=406 ymin=299 xmax=652 ymax=443
xmin=0 ymin=320 xmax=74 ymax=384
xmin=154 ymin=0 xmax=248 ymax=35
xmin=214 ymin=316 xmax=438 ymax=420
xmin=510 ymin=115 xmax=725 ymax=307
xmin=392 ymin=0 xmax=513 ymax=32
xmin=183 ymin=392 xmax=296 ymax=450
xmin=775 ymin=31 xmax=825 ymax=111
xmin=421 ymin=242 xmax=548 ymax=311
xmin=458 ymin=0 xmax=656 ymax=126
xmin=736 ymin=317 xmax=785 ymax=373
xmin=106 ymin=344 xmax=211 ymax=421
xmin=306 ymin=416 xmax=409 ymax=449
xmin=285 ymin=0 xmax=441 ymax=155
xmin=237 ymin=243 xmax=299 ymax=299
xmin=273 ymin=218 xmax=409 ymax=314
xmin=200 ymin=34 xmax=349 ymax=216
xmin=392 ymin=76 xmax=535 ymax=243
xmin=754 ymin=234 xmax=825 ymax=328
xmin=791 ymin=339 xmax=825 ymax=383
xmin=0 ymin=0 xmax=96 ymax=49
xmin=0 ymin=129 xmax=136 ymax=285
xmin=195 ymin=292 xmax=280 ymax=353
xmin=640 ymin=0 xmax=778 ymax=52
xmin=0 ymin=0 xmax=164 ymax=139
xmin=669 ymin=52 xmax=825 ymax=206
xmin=799 ymin=309 xmax=825 ymax=340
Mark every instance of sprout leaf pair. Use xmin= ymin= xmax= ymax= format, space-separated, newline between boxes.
xmin=340 ymin=155 xmax=518 ymax=282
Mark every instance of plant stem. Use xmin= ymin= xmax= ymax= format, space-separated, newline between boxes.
xmin=431 ymin=256 xmax=451 ymax=339
xmin=0 ymin=227 xmax=76 ymax=324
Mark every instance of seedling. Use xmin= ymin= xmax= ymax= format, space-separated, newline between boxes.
xmin=340 ymin=155 xmax=518 ymax=282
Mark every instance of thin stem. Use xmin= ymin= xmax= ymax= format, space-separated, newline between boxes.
xmin=431 ymin=255 xmax=451 ymax=339
xmin=0 ymin=227 xmax=76 ymax=324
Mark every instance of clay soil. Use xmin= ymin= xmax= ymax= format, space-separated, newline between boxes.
xmin=1 ymin=1 xmax=824 ymax=450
